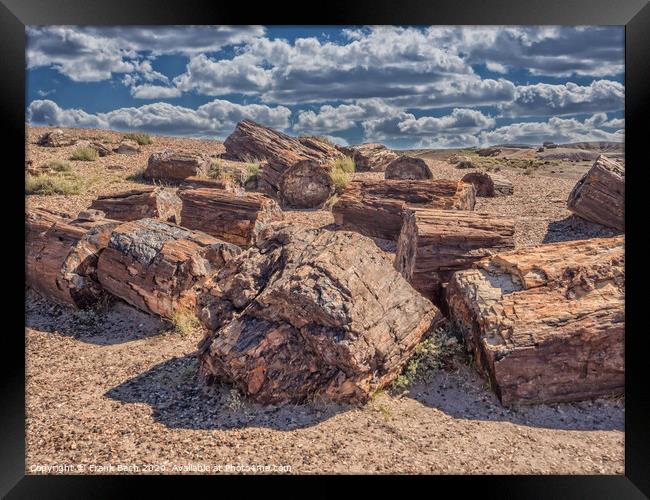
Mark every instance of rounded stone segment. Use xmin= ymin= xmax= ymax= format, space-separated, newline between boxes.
xmin=144 ymin=150 xmax=210 ymax=181
xmin=385 ymin=156 xmax=433 ymax=180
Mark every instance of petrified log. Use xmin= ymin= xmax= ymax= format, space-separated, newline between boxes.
xmin=178 ymin=188 xmax=283 ymax=247
xmin=197 ymin=225 xmax=438 ymax=404
xmin=115 ymin=140 xmax=140 ymax=155
xmin=90 ymin=187 xmax=181 ymax=223
xmin=477 ymin=147 xmax=501 ymax=157
xmin=567 ymin=155 xmax=624 ymax=231
xmin=395 ymin=208 xmax=515 ymax=303
xmin=385 ymin=156 xmax=434 ymax=180
xmin=224 ymin=120 xmax=341 ymax=197
xmin=332 ymin=179 xmax=476 ymax=241
xmin=337 ymin=143 xmax=399 ymax=172
xmin=179 ymin=176 xmax=241 ymax=193
xmin=460 ymin=172 xmax=514 ymax=197
xmin=26 ymin=208 xmax=120 ymax=308
xmin=36 ymin=129 xmax=76 ymax=147
xmin=144 ymin=151 xmax=210 ymax=182
xmin=446 ymin=236 xmax=625 ymax=406
xmin=96 ymin=219 xmax=241 ymax=318
xmin=278 ymin=160 xmax=334 ymax=208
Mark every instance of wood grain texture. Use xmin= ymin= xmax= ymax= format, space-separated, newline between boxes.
xmin=90 ymin=187 xmax=181 ymax=222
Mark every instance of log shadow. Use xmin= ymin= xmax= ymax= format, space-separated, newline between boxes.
xmin=322 ymin=223 xmax=397 ymax=253
xmin=105 ymin=354 xmax=349 ymax=431
xmin=25 ymin=290 xmax=169 ymax=346
xmin=408 ymin=363 xmax=624 ymax=432
xmin=543 ymin=215 xmax=622 ymax=244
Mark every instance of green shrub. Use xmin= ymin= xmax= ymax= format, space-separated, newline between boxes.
xmin=332 ymin=155 xmax=356 ymax=174
xmin=123 ymin=132 xmax=152 ymax=145
xmin=47 ymin=159 xmax=72 ymax=172
xmin=26 ymin=173 xmax=83 ymax=195
xmin=70 ymin=146 xmax=99 ymax=161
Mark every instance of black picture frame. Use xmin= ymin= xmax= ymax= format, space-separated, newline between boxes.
xmin=3 ymin=1 xmax=648 ymax=497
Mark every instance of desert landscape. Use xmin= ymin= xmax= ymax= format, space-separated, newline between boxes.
xmin=25 ymin=121 xmax=624 ymax=474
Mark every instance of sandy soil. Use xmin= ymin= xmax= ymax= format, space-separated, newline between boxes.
xmin=25 ymin=126 xmax=624 ymax=475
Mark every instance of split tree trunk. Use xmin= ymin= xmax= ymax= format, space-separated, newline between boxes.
xmin=446 ymin=236 xmax=625 ymax=406
xmin=96 ymin=218 xmax=241 ymax=318
xmin=197 ymin=225 xmax=438 ymax=405
xmin=567 ymin=155 xmax=625 ymax=231
xmin=90 ymin=187 xmax=181 ymax=222
xmin=332 ymin=179 xmax=476 ymax=241
xmin=395 ymin=208 xmax=515 ymax=304
xmin=384 ymin=156 xmax=433 ymax=180
xmin=278 ymin=160 xmax=334 ymax=208
xmin=460 ymin=172 xmax=514 ymax=197
xmin=178 ymin=187 xmax=283 ymax=247
xmin=26 ymin=208 xmax=120 ymax=308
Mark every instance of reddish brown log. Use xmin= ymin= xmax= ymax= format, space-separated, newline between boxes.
xmin=26 ymin=208 xmax=119 ymax=308
xmin=332 ymin=179 xmax=476 ymax=241
xmin=336 ymin=143 xmax=399 ymax=172
xmin=460 ymin=172 xmax=514 ymax=197
xmin=96 ymin=219 xmax=241 ymax=318
xmin=178 ymin=188 xmax=283 ymax=247
xmin=144 ymin=150 xmax=210 ymax=182
xmin=278 ymin=160 xmax=334 ymax=208
xmin=384 ymin=156 xmax=433 ymax=180
xmin=90 ymin=187 xmax=181 ymax=222
xmin=395 ymin=208 xmax=515 ymax=303
xmin=197 ymin=225 xmax=438 ymax=405
xmin=446 ymin=236 xmax=625 ymax=406
xmin=567 ymin=155 xmax=625 ymax=231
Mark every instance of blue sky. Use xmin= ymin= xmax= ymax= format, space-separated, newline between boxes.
xmin=26 ymin=26 xmax=624 ymax=148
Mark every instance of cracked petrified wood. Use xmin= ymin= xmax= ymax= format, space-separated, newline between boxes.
xmin=384 ymin=156 xmax=434 ymax=180
xmin=144 ymin=150 xmax=210 ymax=182
xmin=26 ymin=208 xmax=120 ymax=308
xmin=197 ymin=226 xmax=438 ymax=404
xmin=567 ymin=155 xmax=624 ymax=231
xmin=395 ymin=208 xmax=515 ymax=303
xmin=179 ymin=176 xmax=242 ymax=193
xmin=278 ymin=160 xmax=334 ymax=208
xmin=223 ymin=120 xmax=341 ymax=198
xmin=460 ymin=172 xmax=514 ymax=197
xmin=332 ymin=179 xmax=476 ymax=241
xmin=178 ymin=188 xmax=283 ymax=247
xmin=336 ymin=143 xmax=399 ymax=172
xmin=446 ymin=236 xmax=625 ymax=406
xmin=96 ymin=219 xmax=241 ymax=318
xmin=90 ymin=187 xmax=181 ymax=222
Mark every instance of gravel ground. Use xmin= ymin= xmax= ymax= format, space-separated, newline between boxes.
xmin=25 ymin=127 xmax=624 ymax=475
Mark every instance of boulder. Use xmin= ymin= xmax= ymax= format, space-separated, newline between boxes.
xmin=197 ymin=226 xmax=438 ymax=404
xmin=144 ymin=151 xmax=210 ymax=181
xmin=448 ymin=154 xmax=469 ymax=165
xmin=332 ymin=179 xmax=476 ymax=241
xmin=460 ymin=171 xmax=514 ymax=197
xmin=567 ymin=155 xmax=624 ymax=231
xmin=447 ymin=236 xmax=625 ymax=406
xmin=96 ymin=219 xmax=241 ymax=318
xmin=178 ymin=188 xmax=283 ymax=247
xmin=384 ymin=156 xmax=434 ymax=180
xmin=115 ymin=140 xmax=140 ymax=155
xmin=36 ymin=129 xmax=76 ymax=147
xmin=278 ymin=160 xmax=334 ymax=208
xmin=223 ymin=120 xmax=341 ymax=198
xmin=26 ymin=208 xmax=119 ymax=308
xmin=476 ymin=147 xmax=501 ymax=157
xmin=337 ymin=143 xmax=399 ymax=172
xmin=90 ymin=187 xmax=181 ymax=222
xmin=395 ymin=208 xmax=515 ymax=303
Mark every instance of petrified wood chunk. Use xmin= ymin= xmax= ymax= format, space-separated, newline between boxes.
xmin=115 ymin=140 xmax=140 ymax=155
xmin=446 ymin=236 xmax=625 ymax=406
xmin=385 ymin=156 xmax=433 ymax=180
xmin=178 ymin=188 xmax=283 ymax=247
xmin=26 ymin=208 xmax=119 ymax=308
xmin=279 ymin=160 xmax=334 ymax=208
xmin=567 ymin=155 xmax=624 ymax=231
xmin=477 ymin=147 xmax=501 ymax=157
xmin=460 ymin=171 xmax=514 ymax=197
xmin=223 ymin=120 xmax=341 ymax=197
xmin=336 ymin=143 xmax=399 ymax=172
xmin=36 ymin=129 xmax=76 ymax=147
xmin=332 ymin=179 xmax=476 ymax=241
xmin=90 ymin=187 xmax=181 ymax=222
xmin=197 ymin=226 xmax=438 ymax=405
xmin=179 ymin=176 xmax=242 ymax=193
xmin=145 ymin=150 xmax=210 ymax=181
xmin=96 ymin=219 xmax=241 ymax=318
xmin=395 ymin=208 xmax=515 ymax=302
